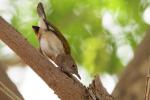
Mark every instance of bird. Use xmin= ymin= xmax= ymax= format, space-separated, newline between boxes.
xmin=32 ymin=2 xmax=81 ymax=79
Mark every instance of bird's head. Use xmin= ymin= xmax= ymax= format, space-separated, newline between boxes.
xmin=71 ymin=64 xmax=81 ymax=80
xmin=55 ymin=54 xmax=81 ymax=80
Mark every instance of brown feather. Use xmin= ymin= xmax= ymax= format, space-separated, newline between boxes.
xmin=45 ymin=20 xmax=71 ymax=54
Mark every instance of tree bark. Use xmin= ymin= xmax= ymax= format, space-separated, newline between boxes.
xmin=0 ymin=63 xmax=23 ymax=100
xmin=112 ymin=30 xmax=150 ymax=100
xmin=0 ymin=16 xmax=114 ymax=100
xmin=88 ymin=75 xmax=113 ymax=100
xmin=0 ymin=17 xmax=89 ymax=100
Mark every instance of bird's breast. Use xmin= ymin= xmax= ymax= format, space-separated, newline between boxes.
xmin=40 ymin=32 xmax=65 ymax=58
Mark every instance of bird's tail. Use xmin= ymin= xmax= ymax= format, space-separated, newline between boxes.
xmin=37 ymin=2 xmax=46 ymax=20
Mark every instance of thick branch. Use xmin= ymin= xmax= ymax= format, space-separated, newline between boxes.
xmin=0 ymin=63 xmax=23 ymax=100
xmin=88 ymin=76 xmax=113 ymax=100
xmin=0 ymin=17 xmax=89 ymax=100
xmin=112 ymin=30 xmax=150 ymax=100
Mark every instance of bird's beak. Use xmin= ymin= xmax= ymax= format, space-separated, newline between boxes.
xmin=32 ymin=26 xmax=40 ymax=33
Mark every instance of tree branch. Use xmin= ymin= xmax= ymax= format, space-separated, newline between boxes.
xmin=112 ymin=30 xmax=150 ymax=100
xmin=0 ymin=17 xmax=89 ymax=100
xmin=88 ymin=75 xmax=113 ymax=100
xmin=0 ymin=17 xmax=114 ymax=100
xmin=0 ymin=63 xmax=23 ymax=100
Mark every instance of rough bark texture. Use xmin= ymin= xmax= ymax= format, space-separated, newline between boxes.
xmin=0 ymin=17 xmax=90 ymax=100
xmin=0 ymin=63 xmax=23 ymax=100
xmin=112 ymin=30 xmax=150 ymax=100
xmin=0 ymin=92 xmax=11 ymax=100
xmin=88 ymin=76 xmax=113 ymax=100
xmin=0 ymin=17 xmax=114 ymax=100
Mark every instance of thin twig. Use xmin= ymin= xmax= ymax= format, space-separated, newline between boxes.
xmin=0 ymin=81 xmax=22 ymax=100
xmin=145 ymin=58 xmax=150 ymax=100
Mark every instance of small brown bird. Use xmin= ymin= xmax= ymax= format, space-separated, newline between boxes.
xmin=32 ymin=2 xmax=81 ymax=79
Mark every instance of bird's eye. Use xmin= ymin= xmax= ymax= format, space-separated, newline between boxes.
xmin=72 ymin=65 xmax=76 ymax=69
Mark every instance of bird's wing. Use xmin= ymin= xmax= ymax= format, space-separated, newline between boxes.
xmin=46 ymin=21 xmax=71 ymax=54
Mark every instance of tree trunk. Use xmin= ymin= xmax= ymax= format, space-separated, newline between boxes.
xmin=112 ymin=30 xmax=150 ymax=100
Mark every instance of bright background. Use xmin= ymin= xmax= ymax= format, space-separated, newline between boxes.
xmin=0 ymin=0 xmax=150 ymax=99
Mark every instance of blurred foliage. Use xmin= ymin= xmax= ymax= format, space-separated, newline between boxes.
xmin=1 ymin=0 xmax=150 ymax=75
